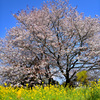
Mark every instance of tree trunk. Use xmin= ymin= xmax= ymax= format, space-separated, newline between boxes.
xmin=65 ymin=72 xmax=70 ymax=87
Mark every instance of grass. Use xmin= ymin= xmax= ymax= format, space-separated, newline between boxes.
xmin=0 ymin=81 xmax=100 ymax=100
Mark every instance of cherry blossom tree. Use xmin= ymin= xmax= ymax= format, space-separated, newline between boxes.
xmin=0 ymin=0 xmax=100 ymax=87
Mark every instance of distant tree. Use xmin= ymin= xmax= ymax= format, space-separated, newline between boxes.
xmin=76 ymin=70 xmax=88 ymax=85
xmin=0 ymin=0 xmax=100 ymax=87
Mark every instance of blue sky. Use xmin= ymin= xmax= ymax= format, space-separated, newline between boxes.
xmin=0 ymin=0 xmax=100 ymax=38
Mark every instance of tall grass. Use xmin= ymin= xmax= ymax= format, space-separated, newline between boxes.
xmin=0 ymin=80 xmax=100 ymax=100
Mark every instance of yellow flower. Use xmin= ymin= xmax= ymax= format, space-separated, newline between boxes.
xmin=17 ymin=89 xmax=22 ymax=98
xmin=9 ymin=97 xmax=12 ymax=99
xmin=4 ymin=83 xmax=7 ymax=86
xmin=26 ymin=83 xmax=28 ymax=87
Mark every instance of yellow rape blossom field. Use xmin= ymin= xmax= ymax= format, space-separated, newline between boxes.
xmin=0 ymin=80 xmax=100 ymax=100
